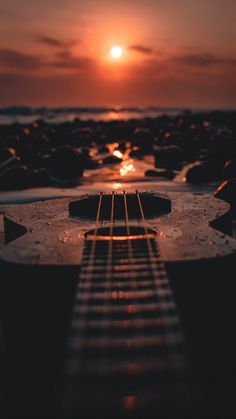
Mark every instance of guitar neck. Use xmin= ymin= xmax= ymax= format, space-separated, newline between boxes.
xmin=63 ymin=236 xmax=191 ymax=418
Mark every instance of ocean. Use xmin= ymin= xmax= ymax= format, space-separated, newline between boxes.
xmin=0 ymin=106 xmax=219 ymax=125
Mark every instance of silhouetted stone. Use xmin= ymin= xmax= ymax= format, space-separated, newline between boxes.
xmin=31 ymin=168 xmax=52 ymax=186
xmin=209 ymin=134 xmax=236 ymax=160
xmin=98 ymin=146 xmax=109 ymax=154
xmin=129 ymin=147 xmax=143 ymax=157
xmin=185 ymin=163 xmax=212 ymax=184
xmin=154 ymin=145 xmax=184 ymax=169
xmin=222 ymin=160 xmax=236 ymax=180
xmin=50 ymin=146 xmax=84 ymax=180
xmin=70 ymin=127 xmax=94 ymax=146
xmin=0 ymin=147 xmax=16 ymax=162
xmin=103 ymin=155 xmax=121 ymax=165
xmin=145 ymin=169 xmax=175 ymax=180
xmin=0 ymin=147 xmax=19 ymax=172
xmin=0 ymin=165 xmax=30 ymax=190
xmin=115 ymin=142 xmax=126 ymax=153
xmin=133 ymin=128 xmax=153 ymax=144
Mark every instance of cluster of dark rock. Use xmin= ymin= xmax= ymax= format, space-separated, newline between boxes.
xmin=0 ymin=111 xmax=236 ymax=207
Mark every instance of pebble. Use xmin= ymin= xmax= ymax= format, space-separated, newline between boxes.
xmin=209 ymin=134 xmax=236 ymax=160
xmin=133 ymin=128 xmax=153 ymax=144
xmin=102 ymin=155 xmax=121 ymax=165
xmin=0 ymin=147 xmax=19 ymax=172
xmin=154 ymin=145 xmax=184 ymax=169
xmin=145 ymin=169 xmax=175 ymax=180
xmin=0 ymin=147 xmax=16 ymax=162
xmin=0 ymin=111 xmax=236 ymax=190
xmin=31 ymin=168 xmax=52 ymax=187
xmin=50 ymin=146 xmax=84 ymax=180
xmin=222 ymin=159 xmax=236 ymax=180
xmin=185 ymin=163 xmax=212 ymax=184
xmin=0 ymin=165 xmax=30 ymax=190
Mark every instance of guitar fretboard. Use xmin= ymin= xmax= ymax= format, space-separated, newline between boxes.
xmin=63 ymin=236 xmax=190 ymax=418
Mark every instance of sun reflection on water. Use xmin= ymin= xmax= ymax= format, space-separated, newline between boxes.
xmin=107 ymin=143 xmax=137 ymax=178
xmin=120 ymin=160 xmax=135 ymax=176
xmin=113 ymin=150 xmax=123 ymax=159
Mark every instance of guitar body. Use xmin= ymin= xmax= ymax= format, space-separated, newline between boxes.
xmin=0 ymin=190 xmax=236 ymax=418
xmin=2 ymin=191 xmax=236 ymax=265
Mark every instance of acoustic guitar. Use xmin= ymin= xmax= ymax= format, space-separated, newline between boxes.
xmin=1 ymin=190 xmax=236 ymax=418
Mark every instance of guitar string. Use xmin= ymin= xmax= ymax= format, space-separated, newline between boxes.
xmin=65 ymin=191 xmax=188 ymax=414
xmin=72 ymin=192 xmax=103 ymax=337
xmin=106 ymin=190 xmax=115 ymax=280
xmin=135 ymin=190 xmax=184 ymax=365
xmin=122 ymin=190 xmax=184 ymax=408
xmin=97 ymin=191 xmax=115 ymax=376
xmin=122 ymin=190 xmax=140 ymax=365
xmin=64 ymin=192 xmax=104 ymax=406
xmin=123 ymin=190 xmax=139 ymax=291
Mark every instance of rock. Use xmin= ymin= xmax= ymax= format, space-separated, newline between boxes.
xmin=0 ymin=165 xmax=30 ymax=190
xmin=0 ymin=147 xmax=16 ymax=162
xmin=103 ymin=155 xmax=121 ymax=165
xmin=154 ymin=145 xmax=184 ymax=169
xmin=145 ymin=169 xmax=175 ymax=180
xmin=133 ymin=128 xmax=153 ymax=144
xmin=209 ymin=134 xmax=236 ymax=160
xmin=0 ymin=147 xmax=18 ymax=172
xmin=129 ymin=147 xmax=143 ymax=157
xmin=222 ymin=160 xmax=236 ymax=180
xmin=204 ymin=156 xmax=225 ymax=180
xmin=214 ymin=178 xmax=236 ymax=209
xmin=185 ymin=163 xmax=212 ymax=184
xmin=50 ymin=146 xmax=84 ymax=179
xmin=115 ymin=142 xmax=126 ymax=153
xmin=98 ymin=146 xmax=109 ymax=154
xmin=31 ymin=168 xmax=52 ymax=186
xmin=133 ymin=128 xmax=154 ymax=153
xmin=70 ymin=127 xmax=94 ymax=146
xmin=77 ymin=148 xmax=100 ymax=169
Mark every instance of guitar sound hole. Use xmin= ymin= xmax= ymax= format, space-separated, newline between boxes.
xmin=69 ymin=192 xmax=171 ymax=220
xmin=85 ymin=225 xmax=156 ymax=240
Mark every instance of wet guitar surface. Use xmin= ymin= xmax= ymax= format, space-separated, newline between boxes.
xmin=1 ymin=190 xmax=236 ymax=418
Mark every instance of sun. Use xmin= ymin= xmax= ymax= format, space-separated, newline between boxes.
xmin=110 ymin=46 xmax=123 ymax=59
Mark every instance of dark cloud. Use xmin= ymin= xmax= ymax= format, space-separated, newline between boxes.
xmin=38 ymin=36 xmax=76 ymax=48
xmin=0 ymin=47 xmax=93 ymax=72
xmin=129 ymin=44 xmax=154 ymax=55
xmin=0 ymin=48 xmax=41 ymax=69
xmin=48 ymin=50 xmax=93 ymax=69
xmin=173 ymin=53 xmax=236 ymax=67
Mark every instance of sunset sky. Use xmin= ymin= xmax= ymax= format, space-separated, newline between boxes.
xmin=0 ymin=0 xmax=236 ymax=108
